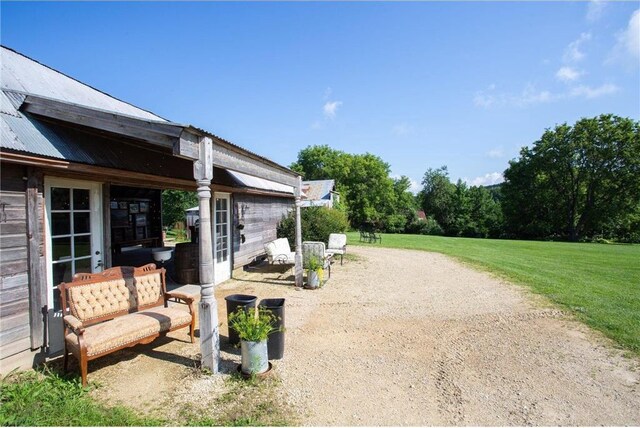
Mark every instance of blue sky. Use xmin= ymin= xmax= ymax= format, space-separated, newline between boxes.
xmin=2 ymin=1 xmax=639 ymax=191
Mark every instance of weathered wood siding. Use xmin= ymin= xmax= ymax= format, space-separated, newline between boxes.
xmin=232 ymin=194 xmax=293 ymax=269
xmin=0 ymin=163 xmax=40 ymax=366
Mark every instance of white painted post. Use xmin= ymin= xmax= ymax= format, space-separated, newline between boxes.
xmin=294 ymin=176 xmax=303 ymax=287
xmin=194 ymin=136 xmax=220 ymax=372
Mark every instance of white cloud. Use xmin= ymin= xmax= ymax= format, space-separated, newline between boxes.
xmin=487 ymin=148 xmax=504 ymax=159
xmin=569 ymin=83 xmax=619 ymax=99
xmin=556 ymin=66 xmax=583 ymax=82
xmin=392 ymin=122 xmax=414 ymax=136
xmin=310 ymin=120 xmax=323 ymax=130
xmin=465 ymin=172 xmax=504 ymax=187
xmin=474 ymin=84 xmax=557 ymax=109
xmin=586 ymin=0 xmax=607 ymax=23
xmin=323 ymin=101 xmax=342 ymax=119
xmin=563 ymin=32 xmax=592 ymax=63
xmin=473 ymin=79 xmax=618 ymax=108
xmin=609 ymin=9 xmax=640 ymax=66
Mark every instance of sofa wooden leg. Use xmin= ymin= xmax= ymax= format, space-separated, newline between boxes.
xmin=80 ymin=358 xmax=88 ymax=387
xmin=63 ymin=351 xmax=69 ymax=373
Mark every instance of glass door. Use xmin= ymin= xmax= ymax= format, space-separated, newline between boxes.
xmin=45 ymin=178 xmax=102 ymax=352
xmin=213 ymin=193 xmax=231 ymax=284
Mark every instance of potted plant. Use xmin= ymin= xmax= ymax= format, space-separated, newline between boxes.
xmin=228 ymin=307 xmax=279 ymax=375
xmin=306 ymin=256 xmax=323 ymax=289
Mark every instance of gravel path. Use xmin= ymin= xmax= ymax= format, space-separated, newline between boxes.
xmin=88 ymin=246 xmax=639 ymax=425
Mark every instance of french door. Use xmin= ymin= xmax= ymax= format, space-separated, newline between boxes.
xmin=44 ymin=178 xmax=102 ymax=352
xmin=212 ymin=193 xmax=231 ymax=285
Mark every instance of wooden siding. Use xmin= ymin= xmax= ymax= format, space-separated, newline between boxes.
xmin=232 ymin=194 xmax=293 ymax=269
xmin=0 ymin=163 xmax=37 ymax=365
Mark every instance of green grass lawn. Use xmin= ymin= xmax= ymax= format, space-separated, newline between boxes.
xmin=347 ymin=232 xmax=640 ymax=355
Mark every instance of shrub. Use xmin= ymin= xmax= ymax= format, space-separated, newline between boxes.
xmin=406 ymin=218 xmax=444 ymax=236
xmin=277 ymin=206 xmax=350 ymax=244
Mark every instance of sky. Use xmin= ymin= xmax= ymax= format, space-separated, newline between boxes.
xmin=2 ymin=1 xmax=639 ymax=192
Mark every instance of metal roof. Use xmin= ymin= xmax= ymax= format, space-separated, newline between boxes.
xmin=301 ymin=180 xmax=335 ymax=201
xmin=228 ymin=170 xmax=294 ymax=195
xmin=1 ymin=46 xmax=165 ymax=122
xmin=0 ymin=45 xmax=298 ymax=180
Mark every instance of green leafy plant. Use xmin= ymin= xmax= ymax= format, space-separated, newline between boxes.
xmin=228 ymin=308 xmax=279 ymax=342
xmin=306 ymin=256 xmax=322 ymax=272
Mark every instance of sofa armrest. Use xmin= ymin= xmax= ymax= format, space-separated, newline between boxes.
xmin=63 ymin=315 xmax=85 ymax=335
xmin=165 ymin=290 xmax=196 ymax=304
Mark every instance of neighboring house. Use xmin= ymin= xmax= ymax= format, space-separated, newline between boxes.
xmin=300 ymin=179 xmax=339 ymax=208
xmin=0 ymin=46 xmax=302 ymax=373
xmin=416 ymin=210 xmax=427 ymax=221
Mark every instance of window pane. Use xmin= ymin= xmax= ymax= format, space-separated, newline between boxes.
xmin=52 ymin=237 xmax=71 ymax=261
xmin=51 ymin=213 xmax=71 ymax=236
xmin=74 ymin=235 xmax=91 ymax=257
xmin=74 ymin=212 xmax=90 ymax=234
xmin=52 ymin=261 xmax=71 ymax=285
xmin=221 ymin=199 xmax=227 ymax=210
xmin=216 ymin=199 xmax=221 ymax=210
xmin=51 ymin=188 xmax=70 ymax=210
xmin=73 ymin=189 xmax=90 ymax=210
xmin=75 ymin=258 xmax=92 ymax=274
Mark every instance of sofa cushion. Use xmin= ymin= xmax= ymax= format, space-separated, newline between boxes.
xmin=65 ymin=306 xmax=192 ymax=357
xmin=68 ymin=273 xmax=163 ymax=322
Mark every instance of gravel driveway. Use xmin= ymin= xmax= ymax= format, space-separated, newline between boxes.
xmin=89 ymin=246 xmax=639 ymax=425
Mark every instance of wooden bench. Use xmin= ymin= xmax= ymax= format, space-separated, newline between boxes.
xmin=58 ymin=263 xmax=196 ymax=386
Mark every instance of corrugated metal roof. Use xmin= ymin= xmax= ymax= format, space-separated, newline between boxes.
xmin=1 ymin=46 xmax=165 ymax=122
xmin=0 ymin=45 xmax=298 ymax=181
xmin=228 ymin=170 xmax=294 ymax=195
xmin=302 ymin=180 xmax=335 ymax=201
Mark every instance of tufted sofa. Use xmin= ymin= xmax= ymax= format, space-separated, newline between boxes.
xmin=58 ymin=263 xmax=196 ymax=386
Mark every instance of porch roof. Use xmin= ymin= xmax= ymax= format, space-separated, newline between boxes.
xmin=0 ymin=45 xmax=299 ymax=188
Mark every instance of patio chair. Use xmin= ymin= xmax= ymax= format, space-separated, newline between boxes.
xmin=264 ymin=238 xmax=295 ymax=265
xmin=369 ymin=231 xmax=382 ymax=244
xmin=326 ymin=233 xmax=347 ymax=265
xmin=302 ymin=241 xmax=331 ymax=280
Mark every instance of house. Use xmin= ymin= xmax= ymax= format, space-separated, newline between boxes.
xmin=0 ymin=46 xmax=303 ymax=374
xmin=416 ymin=210 xmax=427 ymax=221
xmin=300 ymin=179 xmax=339 ymax=208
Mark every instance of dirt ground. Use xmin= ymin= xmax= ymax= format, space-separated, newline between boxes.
xmin=86 ymin=246 xmax=639 ymax=426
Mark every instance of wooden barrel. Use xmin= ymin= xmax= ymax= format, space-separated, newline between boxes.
xmin=174 ymin=242 xmax=199 ymax=284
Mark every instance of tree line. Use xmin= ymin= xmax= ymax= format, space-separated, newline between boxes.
xmin=291 ymin=114 xmax=640 ymax=243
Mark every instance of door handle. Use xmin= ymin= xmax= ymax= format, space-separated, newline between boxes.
xmin=95 ymin=260 xmax=103 ymax=269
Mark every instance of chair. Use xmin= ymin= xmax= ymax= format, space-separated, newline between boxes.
xmin=369 ymin=231 xmax=382 ymax=244
xmin=326 ymin=233 xmax=347 ymax=265
xmin=302 ymin=241 xmax=331 ymax=280
xmin=264 ymin=238 xmax=295 ymax=265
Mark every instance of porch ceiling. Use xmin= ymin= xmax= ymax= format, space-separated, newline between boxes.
xmin=1 ymin=113 xmax=293 ymax=196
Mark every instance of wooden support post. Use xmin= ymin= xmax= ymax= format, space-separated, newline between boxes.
xmin=26 ymin=168 xmax=46 ymax=349
xmin=294 ymin=176 xmax=303 ymax=287
xmin=194 ymin=136 xmax=220 ymax=373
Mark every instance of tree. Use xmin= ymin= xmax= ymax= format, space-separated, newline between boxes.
xmin=290 ymin=145 xmax=397 ymax=229
xmin=419 ymin=166 xmax=456 ymax=233
xmin=161 ymin=190 xmax=198 ymax=228
xmin=502 ymin=114 xmax=640 ymax=241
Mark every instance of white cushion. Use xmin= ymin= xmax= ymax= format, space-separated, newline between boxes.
xmin=265 ymin=238 xmax=294 ymax=263
xmin=328 ymin=233 xmax=347 ymax=250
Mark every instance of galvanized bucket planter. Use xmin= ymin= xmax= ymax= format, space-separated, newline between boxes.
xmin=240 ymin=339 xmax=269 ymax=375
xmin=306 ymin=270 xmax=320 ymax=288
